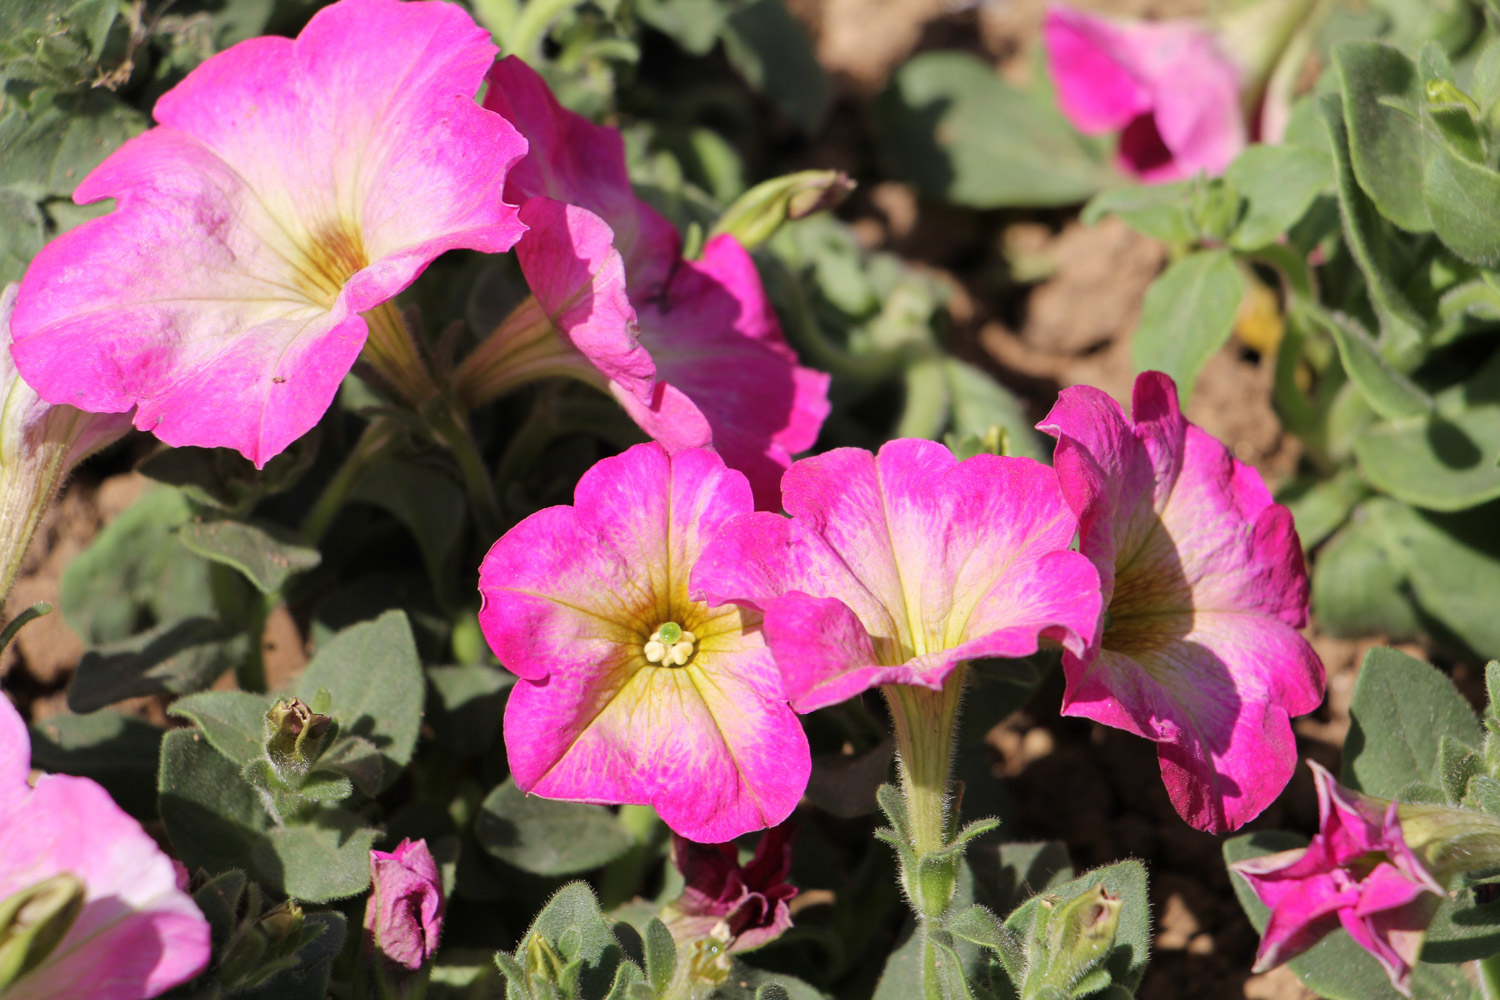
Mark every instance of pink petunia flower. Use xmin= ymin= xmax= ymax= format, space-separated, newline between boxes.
xmin=1230 ymin=762 xmax=1444 ymax=996
xmin=692 ymin=439 xmax=1102 ymax=714
xmin=1044 ymin=3 xmax=1246 ymax=182
xmin=476 ymin=442 xmax=810 ymax=843
xmin=0 ymin=693 xmax=210 ymax=999
xmin=9 ymin=0 xmax=527 ymax=467
xmin=1038 ymin=371 xmax=1325 ymax=833
xmin=364 ymin=838 xmax=444 ymax=973
xmin=663 ymin=824 xmax=798 ymax=953
xmin=455 ymin=57 xmax=830 ymax=508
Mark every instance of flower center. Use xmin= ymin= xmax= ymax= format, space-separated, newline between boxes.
xmin=293 ymin=220 xmax=369 ymax=305
xmin=645 ymin=621 xmax=697 ymax=667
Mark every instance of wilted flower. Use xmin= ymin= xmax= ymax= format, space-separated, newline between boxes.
xmin=0 ymin=693 xmax=210 ymax=999
xmin=1 ymin=283 xmax=132 ymax=603
xmin=363 ymin=839 xmax=444 ymax=974
xmin=9 ymin=0 xmax=527 ymax=467
xmin=1038 ymin=371 xmax=1325 ymax=833
xmin=663 ymin=825 xmax=798 ymax=953
xmin=454 ymin=57 xmax=830 ymax=508
xmin=1231 ymin=762 xmax=1443 ymax=995
xmin=476 ymin=443 xmax=810 ymax=842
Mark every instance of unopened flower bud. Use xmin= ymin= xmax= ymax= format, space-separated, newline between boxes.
xmin=0 ymin=873 xmax=86 ymax=990
xmin=1046 ymin=884 xmax=1121 ymax=975
xmin=265 ymin=698 xmax=334 ymax=780
xmin=1396 ymin=802 xmax=1500 ymax=886
xmin=710 ymin=169 xmax=856 ymax=250
xmin=364 ymin=838 xmax=444 ymax=994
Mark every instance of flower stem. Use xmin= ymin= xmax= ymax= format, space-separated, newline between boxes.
xmin=885 ymin=668 xmax=966 ymax=857
xmin=299 ymin=418 xmax=398 ymax=546
xmin=0 ymin=443 xmax=68 ymax=609
xmin=425 ymin=399 xmax=503 ymax=541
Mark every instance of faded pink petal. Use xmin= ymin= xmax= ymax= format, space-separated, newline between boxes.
xmin=1039 ymin=371 xmax=1324 ymax=833
xmin=364 ymin=838 xmax=444 ymax=972
xmin=0 ymin=696 xmax=210 ymax=1000
xmin=1231 ymin=762 xmax=1442 ymax=995
xmin=666 ymin=824 xmax=798 ymax=953
xmin=481 ymin=57 xmax=829 ymax=506
xmin=477 ymin=443 xmax=810 ymax=843
xmin=693 ymin=438 xmax=1102 ymax=712
xmin=11 ymin=0 xmax=526 ymax=466
xmin=1044 ymin=4 xmax=1245 ymax=181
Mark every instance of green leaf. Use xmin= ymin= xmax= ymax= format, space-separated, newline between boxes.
xmin=1353 ymin=380 xmax=1500 ymax=511
xmin=1225 ymin=832 xmax=1476 ymax=999
xmin=1334 ymin=42 xmax=1430 ymax=232
xmin=191 ymin=870 xmax=247 ymax=952
xmin=942 ymin=359 xmax=1044 ymax=460
xmin=0 ymin=602 xmax=51 ymax=658
xmin=643 ymin=917 xmax=676 ymax=996
xmin=1278 ymin=468 xmax=1369 ymax=551
xmin=1226 ymin=144 xmax=1333 ymax=250
xmin=720 ymin=0 xmax=830 ymax=134
xmin=874 ymin=52 xmax=1115 ymax=208
xmin=476 ymin=778 xmax=634 ymax=876
xmin=1439 ymin=734 xmax=1483 ymax=804
xmin=1302 ymin=307 xmax=1431 ymax=419
xmin=0 ymin=189 xmax=44 ymax=284
xmin=28 ymin=711 xmax=163 ymax=821
xmin=1423 ymin=136 xmax=1500 ymax=266
xmin=350 ymin=459 xmax=466 ymax=600
xmin=139 ymin=437 xmax=320 ymax=515
xmin=0 ymin=88 xmax=144 ymax=199
xmin=0 ymin=1 xmax=119 ymax=85
xmin=1082 ymin=181 xmax=1196 ymax=244
xmin=1422 ymin=882 xmax=1500 ymax=963
xmin=1129 ymin=249 xmax=1242 ymax=399
xmin=1310 ymin=509 xmax=1423 ymax=641
xmin=316 ymin=734 xmax=383 ymax=797
xmin=177 ymin=518 xmax=321 ymax=594
xmin=426 ymin=664 xmax=514 ymax=756
xmin=68 ymin=617 xmax=247 ymax=713
xmin=635 ymin=0 xmax=731 ymax=55
xmin=512 ymin=882 xmax=638 ymax=1000
xmin=969 ymin=839 xmax=1075 ymax=917
xmin=255 ymin=818 xmax=376 ymax=903
xmin=168 ymin=691 xmax=273 ymax=768
xmin=1343 ymin=646 xmax=1481 ymax=797
xmin=236 ymin=912 xmax=346 ymax=1000
xmin=295 ymin=610 xmax=424 ymax=789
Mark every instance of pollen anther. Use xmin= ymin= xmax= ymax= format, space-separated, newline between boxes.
xmin=645 ymin=622 xmax=696 ymax=666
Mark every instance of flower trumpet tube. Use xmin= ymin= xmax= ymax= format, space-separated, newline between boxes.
xmin=9 ymin=0 xmax=527 ymax=467
xmin=476 ymin=443 xmax=810 ymax=842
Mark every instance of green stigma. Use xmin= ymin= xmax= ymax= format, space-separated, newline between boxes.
xmin=657 ymin=621 xmax=683 ymax=644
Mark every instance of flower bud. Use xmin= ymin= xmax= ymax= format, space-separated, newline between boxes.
xmin=363 ymin=838 xmax=444 ymax=997
xmin=0 ymin=873 xmax=85 ymax=991
xmin=1024 ymin=884 xmax=1122 ymax=997
xmin=264 ymin=698 xmax=334 ymax=781
xmin=710 ymin=170 xmax=856 ymax=250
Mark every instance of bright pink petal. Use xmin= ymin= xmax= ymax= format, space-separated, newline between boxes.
xmin=0 ymin=695 xmax=29 ymax=807
xmin=366 ymin=838 xmax=444 ymax=971
xmin=1044 ymin=5 xmax=1154 ymax=133
xmin=1 ymin=775 xmax=209 ymax=1000
xmin=477 ymin=443 xmax=810 ymax=842
xmin=515 ymin=198 xmax=656 ymax=403
xmin=11 ymin=0 xmax=526 ymax=465
xmin=483 ymin=56 xmax=679 ymax=293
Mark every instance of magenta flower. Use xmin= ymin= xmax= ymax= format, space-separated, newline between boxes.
xmin=0 ymin=694 xmax=210 ymax=999
xmin=459 ymin=57 xmax=830 ymax=508
xmin=364 ymin=838 xmax=444 ymax=973
xmin=1231 ymin=762 xmax=1443 ymax=995
xmin=1044 ymin=3 xmax=1245 ymax=181
xmin=693 ymin=439 xmax=1101 ymax=712
xmin=664 ymin=824 xmax=798 ymax=953
xmin=476 ymin=443 xmax=810 ymax=842
xmin=1038 ymin=372 xmax=1325 ymax=833
xmin=9 ymin=0 xmax=527 ymax=466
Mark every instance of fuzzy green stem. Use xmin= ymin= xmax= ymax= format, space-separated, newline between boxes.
xmin=299 ymin=418 xmax=399 ymax=545
xmin=425 ymin=400 xmax=503 ymax=541
xmin=885 ymin=668 xmax=966 ymax=858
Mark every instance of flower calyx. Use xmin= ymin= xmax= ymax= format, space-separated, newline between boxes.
xmin=0 ymin=872 xmax=86 ymax=991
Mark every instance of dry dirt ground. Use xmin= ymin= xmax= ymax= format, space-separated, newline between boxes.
xmin=0 ymin=3 xmax=1470 ymax=999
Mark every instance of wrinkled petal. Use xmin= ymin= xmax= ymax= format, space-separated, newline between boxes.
xmin=695 ymin=439 xmax=1100 ymax=710
xmin=366 ymin=838 xmax=443 ymax=971
xmin=0 ymin=694 xmax=27 ymax=802
xmin=11 ymin=0 xmax=526 ymax=465
xmin=478 ymin=443 xmax=810 ymax=842
xmin=1 ymin=774 xmax=209 ymax=1000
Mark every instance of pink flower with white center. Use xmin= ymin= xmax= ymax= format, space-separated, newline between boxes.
xmin=0 ymin=693 xmax=210 ymax=999
xmin=663 ymin=824 xmax=798 ymax=954
xmin=692 ymin=439 xmax=1102 ymax=714
xmin=9 ymin=0 xmax=527 ymax=467
xmin=1044 ymin=3 xmax=1246 ymax=182
xmin=364 ymin=838 xmax=444 ymax=973
xmin=476 ymin=443 xmax=810 ymax=843
xmin=455 ymin=57 xmax=830 ymax=509
xmin=1231 ymin=762 xmax=1443 ymax=996
xmin=1038 ymin=372 xmax=1325 ymax=833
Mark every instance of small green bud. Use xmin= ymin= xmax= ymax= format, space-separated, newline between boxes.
xmin=265 ymin=697 xmax=334 ymax=780
xmin=1033 ymin=885 xmax=1121 ymax=995
xmin=219 ymin=898 xmax=308 ymax=990
xmin=0 ymin=873 xmax=86 ymax=990
xmin=710 ymin=169 xmax=856 ymax=249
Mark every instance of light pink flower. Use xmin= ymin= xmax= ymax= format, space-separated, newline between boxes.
xmin=0 ymin=694 xmax=210 ymax=999
xmin=476 ymin=443 xmax=810 ymax=842
xmin=474 ymin=57 xmax=830 ymax=508
xmin=664 ymin=824 xmax=798 ymax=953
xmin=1231 ymin=762 xmax=1443 ymax=996
xmin=1038 ymin=372 xmax=1325 ymax=833
xmin=1044 ymin=3 xmax=1245 ymax=182
xmin=9 ymin=0 xmax=527 ymax=466
xmin=692 ymin=439 xmax=1102 ymax=712
xmin=364 ymin=838 xmax=444 ymax=973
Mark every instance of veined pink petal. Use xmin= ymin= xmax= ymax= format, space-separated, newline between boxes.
xmin=477 ymin=443 xmax=809 ymax=842
xmin=1044 ymin=5 xmax=1154 ymax=133
xmin=1041 ymin=371 xmax=1324 ymax=833
xmin=11 ymin=0 xmax=527 ymax=466
xmin=694 ymin=439 xmax=1101 ymax=710
xmin=0 ymin=699 xmax=209 ymax=1000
